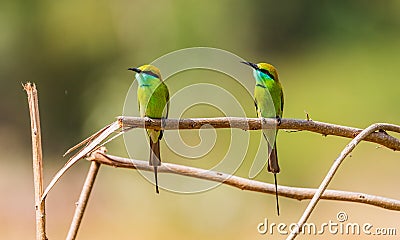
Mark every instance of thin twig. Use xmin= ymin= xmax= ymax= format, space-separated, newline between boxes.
xmin=119 ymin=117 xmax=400 ymax=151
xmin=66 ymin=161 xmax=101 ymax=240
xmin=41 ymin=121 xmax=120 ymax=201
xmin=63 ymin=124 xmax=115 ymax=157
xmin=87 ymin=151 xmax=400 ymax=211
xmin=24 ymin=82 xmax=47 ymax=240
xmin=287 ymin=123 xmax=400 ymax=240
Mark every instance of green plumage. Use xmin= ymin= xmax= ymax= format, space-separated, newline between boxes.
xmin=130 ymin=65 xmax=169 ymax=194
xmin=254 ymin=79 xmax=283 ymax=119
xmin=253 ymin=64 xmax=283 ymax=174
xmin=243 ymin=61 xmax=284 ymax=216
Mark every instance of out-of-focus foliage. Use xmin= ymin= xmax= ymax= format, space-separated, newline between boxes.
xmin=1 ymin=0 xmax=399 ymax=239
xmin=2 ymin=0 xmax=398 ymax=152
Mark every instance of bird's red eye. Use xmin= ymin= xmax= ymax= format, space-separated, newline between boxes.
xmin=259 ymin=69 xmax=275 ymax=80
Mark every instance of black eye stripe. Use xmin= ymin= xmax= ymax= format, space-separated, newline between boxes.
xmin=259 ymin=69 xmax=275 ymax=80
xmin=141 ymin=70 xmax=159 ymax=78
xmin=259 ymin=69 xmax=267 ymax=74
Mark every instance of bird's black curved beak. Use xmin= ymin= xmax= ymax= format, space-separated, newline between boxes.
xmin=241 ymin=61 xmax=258 ymax=70
xmin=128 ymin=67 xmax=141 ymax=73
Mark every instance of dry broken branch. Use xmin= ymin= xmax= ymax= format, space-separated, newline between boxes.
xmin=24 ymin=82 xmax=47 ymax=240
xmin=87 ymin=150 xmax=400 ymax=211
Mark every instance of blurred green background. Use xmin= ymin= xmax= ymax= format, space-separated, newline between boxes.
xmin=1 ymin=0 xmax=399 ymax=239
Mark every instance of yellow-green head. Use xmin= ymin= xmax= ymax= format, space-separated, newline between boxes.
xmin=241 ymin=61 xmax=279 ymax=85
xmin=128 ymin=64 xmax=162 ymax=85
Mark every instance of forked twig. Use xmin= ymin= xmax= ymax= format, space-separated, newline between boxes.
xmin=287 ymin=123 xmax=400 ymax=240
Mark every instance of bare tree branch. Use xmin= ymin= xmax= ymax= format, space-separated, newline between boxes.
xmin=287 ymin=123 xmax=400 ymax=240
xmin=119 ymin=116 xmax=400 ymax=151
xmin=87 ymin=150 xmax=400 ymax=211
xmin=42 ymin=117 xmax=400 ymax=201
xmin=66 ymin=161 xmax=101 ymax=240
xmin=42 ymin=117 xmax=400 ymax=205
xmin=24 ymin=82 xmax=47 ymax=240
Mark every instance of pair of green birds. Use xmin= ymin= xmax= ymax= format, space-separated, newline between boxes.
xmin=128 ymin=61 xmax=284 ymax=215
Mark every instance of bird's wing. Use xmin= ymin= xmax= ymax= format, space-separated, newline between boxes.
xmin=280 ymin=88 xmax=284 ymax=116
xmin=137 ymin=91 xmax=142 ymax=117
xmin=254 ymin=98 xmax=261 ymax=118
xmin=159 ymin=82 xmax=169 ymax=141
xmin=249 ymin=97 xmax=270 ymax=178
xmin=164 ymin=83 xmax=170 ymax=119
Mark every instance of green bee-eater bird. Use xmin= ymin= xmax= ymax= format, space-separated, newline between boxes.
xmin=242 ymin=61 xmax=284 ymax=215
xmin=128 ymin=64 xmax=170 ymax=194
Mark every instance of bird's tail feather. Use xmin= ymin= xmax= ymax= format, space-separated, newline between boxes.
xmin=153 ymin=166 xmax=159 ymax=194
xmin=273 ymin=173 xmax=280 ymax=216
xmin=149 ymin=138 xmax=161 ymax=193
xmin=267 ymin=143 xmax=280 ymax=173
xmin=268 ymin=143 xmax=280 ymax=216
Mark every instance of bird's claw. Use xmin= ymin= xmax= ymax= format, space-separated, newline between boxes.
xmin=378 ymin=129 xmax=389 ymax=135
xmin=261 ymin=117 xmax=268 ymax=125
xmin=144 ymin=116 xmax=154 ymax=122
xmin=276 ymin=116 xmax=282 ymax=126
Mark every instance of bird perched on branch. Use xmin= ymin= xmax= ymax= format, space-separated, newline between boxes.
xmin=242 ymin=61 xmax=284 ymax=215
xmin=128 ymin=65 xmax=170 ymax=193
